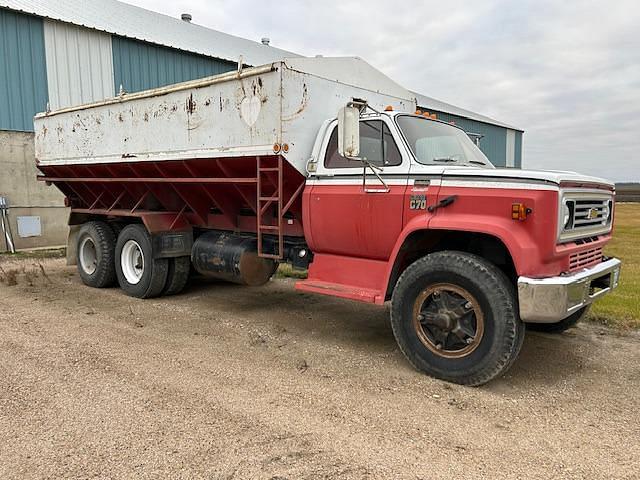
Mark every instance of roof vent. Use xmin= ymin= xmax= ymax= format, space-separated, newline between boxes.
xmin=181 ymin=13 xmax=192 ymax=22
xmin=261 ymin=37 xmax=270 ymax=46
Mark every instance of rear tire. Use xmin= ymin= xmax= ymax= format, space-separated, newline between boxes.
xmin=162 ymin=256 xmax=191 ymax=295
xmin=115 ymin=224 xmax=168 ymax=299
xmin=391 ymin=251 xmax=525 ymax=386
xmin=76 ymin=221 xmax=117 ymax=288
xmin=526 ymin=306 xmax=590 ymax=333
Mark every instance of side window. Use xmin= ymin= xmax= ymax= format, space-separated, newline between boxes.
xmin=324 ymin=120 xmax=402 ymax=169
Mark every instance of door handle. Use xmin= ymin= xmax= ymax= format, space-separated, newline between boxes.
xmin=428 ymin=195 xmax=457 ymax=212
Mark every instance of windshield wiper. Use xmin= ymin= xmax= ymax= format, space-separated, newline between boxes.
xmin=432 ymin=157 xmax=457 ymax=163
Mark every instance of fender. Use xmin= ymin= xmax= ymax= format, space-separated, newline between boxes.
xmin=380 ymin=216 xmax=532 ymax=304
xmin=381 ymin=186 xmax=566 ymax=300
xmin=378 ymin=215 xmax=436 ymax=303
xmin=428 ymin=214 xmax=537 ymax=274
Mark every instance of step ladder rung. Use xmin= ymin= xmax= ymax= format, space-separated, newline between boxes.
xmin=257 ymin=156 xmax=283 ymax=260
xmin=259 ymin=253 xmax=282 ymax=260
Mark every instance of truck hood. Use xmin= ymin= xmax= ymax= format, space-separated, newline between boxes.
xmin=437 ymin=166 xmax=615 ymax=188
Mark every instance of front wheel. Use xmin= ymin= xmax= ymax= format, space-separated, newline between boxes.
xmin=391 ymin=251 xmax=525 ymax=386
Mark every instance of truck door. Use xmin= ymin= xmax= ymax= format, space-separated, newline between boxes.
xmin=307 ymin=118 xmax=409 ymax=261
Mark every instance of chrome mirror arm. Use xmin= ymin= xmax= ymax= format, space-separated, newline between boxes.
xmin=345 ymin=157 xmax=389 ymax=193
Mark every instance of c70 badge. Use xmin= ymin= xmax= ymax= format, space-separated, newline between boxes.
xmin=409 ymin=194 xmax=427 ymax=210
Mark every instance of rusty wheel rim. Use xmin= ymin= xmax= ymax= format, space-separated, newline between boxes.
xmin=412 ymin=283 xmax=484 ymax=359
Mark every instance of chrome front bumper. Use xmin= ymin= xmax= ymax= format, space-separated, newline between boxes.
xmin=518 ymin=258 xmax=621 ymax=323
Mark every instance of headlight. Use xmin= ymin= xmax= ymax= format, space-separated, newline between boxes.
xmin=562 ymin=200 xmax=574 ymax=229
xmin=601 ymin=204 xmax=610 ymax=224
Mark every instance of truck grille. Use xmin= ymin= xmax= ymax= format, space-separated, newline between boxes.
xmin=572 ymin=199 xmax=609 ymax=229
xmin=560 ymin=193 xmax=613 ymax=242
xmin=569 ymin=246 xmax=603 ymax=271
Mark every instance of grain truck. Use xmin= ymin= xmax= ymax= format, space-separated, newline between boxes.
xmin=34 ymin=57 xmax=621 ymax=385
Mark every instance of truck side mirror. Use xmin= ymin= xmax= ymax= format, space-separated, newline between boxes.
xmin=337 ymin=106 xmax=360 ymax=158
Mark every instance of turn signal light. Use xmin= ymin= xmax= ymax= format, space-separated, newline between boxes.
xmin=511 ymin=203 xmax=532 ymax=221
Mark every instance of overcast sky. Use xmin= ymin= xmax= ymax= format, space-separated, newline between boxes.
xmin=127 ymin=0 xmax=639 ymax=181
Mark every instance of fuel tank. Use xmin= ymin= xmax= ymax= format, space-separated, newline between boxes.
xmin=191 ymin=232 xmax=278 ymax=286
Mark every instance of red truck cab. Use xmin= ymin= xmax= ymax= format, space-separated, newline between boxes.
xmin=296 ymin=108 xmax=620 ymax=384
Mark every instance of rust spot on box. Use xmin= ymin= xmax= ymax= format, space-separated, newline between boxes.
xmin=186 ymin=93 xmax=197 ymax=114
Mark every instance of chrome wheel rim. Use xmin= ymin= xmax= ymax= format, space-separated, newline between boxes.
xmin=412 ymin=283 xmax=485 ymax=359
xmin=121 ymin=239 xmax=144 ymax=285
xmin=79 ymin=237 xmax=97 ymax=275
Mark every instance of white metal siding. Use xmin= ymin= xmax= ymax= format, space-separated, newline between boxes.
xmin=3 ymin=0 xmax=297 ymax=66
xmin=34 ymin=58 xmax=416 ymax=175
xmin=44 ymin=20 xmax=114 ymax=110
xmin=505 ymin=129 xmax=516 ymax=167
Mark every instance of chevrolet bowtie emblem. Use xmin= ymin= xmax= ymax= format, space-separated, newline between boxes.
xmin=587 ymin=208 xmax=599 ymax=220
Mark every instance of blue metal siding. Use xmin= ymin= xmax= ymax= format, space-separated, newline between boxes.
xmin=422 ymin=109 xmax=508 ymax=167
xmin=514 ymin=131 xmax=523 ymax=168
xmin=0 ymin=8 xmax=48 ymax=132
xmin=112 ymin=36 xmax=236 ymax=94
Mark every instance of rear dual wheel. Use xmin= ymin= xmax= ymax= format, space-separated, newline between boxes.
xmin=391 ymin=251 xmax=525 ymax=386
xmin=163 ymin=256 xmax=190 ymax=296
xmin=77 ymin=222 xmax=189 ymax=298
xmin=76 ymin=221 xmax=117 ymax=288
xmin=115 ymin=225 xmax=168 ymax=298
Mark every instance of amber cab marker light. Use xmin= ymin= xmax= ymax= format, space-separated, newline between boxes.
xmin=415 ymin=110 xmax=422 ymax=115
xmin=273 ymin=143 xmax=281 ymax=154
xmin=384 ymin=105 xmax=393 ymax=111
xmin=282 ymin=143 xmax=289 ymax=153
xmin=511 ymin=203 xmax=532 ymax=221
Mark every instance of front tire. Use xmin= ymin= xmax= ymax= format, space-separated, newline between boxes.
xmin=115 ymin=224 xmax=168 ymax=299
xmin=391 ymin=251 xmax=525 ymax=386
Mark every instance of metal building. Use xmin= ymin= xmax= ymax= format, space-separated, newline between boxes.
xmin=0 ymin=0 xmax=523 ymax=251
xmin=414 ymin=93 xmax=523 ymax=169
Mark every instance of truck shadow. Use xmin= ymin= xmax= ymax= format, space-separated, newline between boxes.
xmin=183 ymin=278 xmax=587 ymax=388
xmin=499 ymin=330 xmax=587 ymax=389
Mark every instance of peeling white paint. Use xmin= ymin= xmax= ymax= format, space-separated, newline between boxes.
xmin=35 ymin=57 xmax=417 ymax=175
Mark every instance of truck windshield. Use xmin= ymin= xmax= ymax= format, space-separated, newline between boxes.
xmin=396 ymin=115 xmax=493 ymax=168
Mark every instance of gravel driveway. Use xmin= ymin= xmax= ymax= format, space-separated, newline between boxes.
xmin=1 ymin=258 xmax=638 ymax=479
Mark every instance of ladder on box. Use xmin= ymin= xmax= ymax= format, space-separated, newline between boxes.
xmin=257 ymin=156 xmax=283 ymax=259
